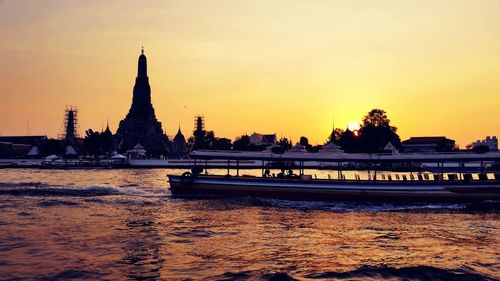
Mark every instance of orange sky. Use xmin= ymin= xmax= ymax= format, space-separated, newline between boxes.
xmin=1 ymin=0 xmax=499 ymax=146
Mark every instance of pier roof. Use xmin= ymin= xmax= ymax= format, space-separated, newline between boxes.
xmin=190 ymin=150 xmax=500 ymax=163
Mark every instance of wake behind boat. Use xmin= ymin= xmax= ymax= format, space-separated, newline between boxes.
xmin=168 ymin=150 xmax=500 ymax=202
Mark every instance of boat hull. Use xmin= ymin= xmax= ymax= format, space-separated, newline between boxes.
xmin=168 ymin=175 xmax=500 ymax=202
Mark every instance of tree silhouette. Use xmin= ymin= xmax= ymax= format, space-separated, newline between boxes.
xmin=299 ymin=136 xmax=316 ymax=152
xmin=40 ymin=139 xmax=65 ymax=156
xmin=82 ymin=129 xmax=115 ymax=158
xmin=212 ymin=137 xmax=232 ymax=150
xmin=328 ymin=128 xmax=345 ymax=145
xmin=337 ymin=129 xmax=359 ymax=153
xmin=188 ymin=130 xmax=232 ymax=151
xmin=277 ymin=137 xmax=292 ymax=151
xmin=362 ymin=109 xmax=392 ymax=128
xmin=358 ymin=109 xmax=401 ymax=153
xmin=232 ymin=135 xmax=265 ymax=151
xmin=332 ymin=109 xmax=401 ymax=153
xmin=233 ymin=135 xmax=251 ymax=151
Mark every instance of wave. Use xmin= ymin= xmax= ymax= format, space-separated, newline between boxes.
xmin=304 ymin=265 xmax=496 ymax=281
xmin=208 ymin=266 xmax=495 ymax=281
xmin=248 ymin=197 xmax=471 ymax=212
xmin=0 ymin=181 xmax=165 ymax=197
xmin=0 ymin=181 xmax=50 ymax=188
xmin=39 ymin=269 xmax=103 ymax=281
xmin=208 ymin=271 xmax=297 ymax=281
xmin=169 ymin=195 xmax=499 ymax=212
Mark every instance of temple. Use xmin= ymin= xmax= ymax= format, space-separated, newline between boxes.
xmin=116 ymin=48 xmax=169 ymax=154
xmin=171 ymin=126 xmax=187 ymax=158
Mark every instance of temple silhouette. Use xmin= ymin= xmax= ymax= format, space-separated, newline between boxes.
xmin=116 ymin=48 xmax=169 ymax=154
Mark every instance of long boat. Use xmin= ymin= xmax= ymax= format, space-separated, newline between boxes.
xmin=167 ymin=151 xmax=500 ymax=202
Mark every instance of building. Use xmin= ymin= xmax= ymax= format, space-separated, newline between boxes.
xmin=125 ymin=143 xmax=147 ymax=159
xmin=383 ymin=142 xmax=399 ymax=154
xmin=319 ymin=142 xmax=343 ymax=154
xmin=194 ymin=116 xmax=205 ymax=135
xmin=401 ymin=137 xmax=455 ymax=152
xmin=0 ymin=136 xmax=48 ymax=147
xmin=249 ymin=133 xmax=277 ymax=146
xmin=0 ymin=136 xmax=48 ymax=158
xmin=290 ymin=143 xmax=306 ymax=152
xmin=171 ymin=127 xmax=187 ymax=158
xmin=116 ymin=48 xmax=169 ymax=154
xmin=470 ymin=136 xmax=498 ymax=151
xmin=58 ymin=106 xmax=79 ymax=142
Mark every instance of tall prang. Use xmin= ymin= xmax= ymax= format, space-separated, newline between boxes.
xmin=58 ymin=106 xmax=79 ymax=142
xmin=116 ymin=48 xmax=169 ymax=154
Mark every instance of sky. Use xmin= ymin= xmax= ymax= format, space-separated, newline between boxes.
xmin=1 ymin=0 xmax=499 ymax=146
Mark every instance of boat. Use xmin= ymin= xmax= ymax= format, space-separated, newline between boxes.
xmin=167 ymin=151 xmax=500 ymax=202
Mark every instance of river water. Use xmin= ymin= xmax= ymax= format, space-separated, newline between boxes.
xmin=0 ymin=168 xmax=498 ymax=280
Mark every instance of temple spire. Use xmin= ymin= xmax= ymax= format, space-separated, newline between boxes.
xmin=137 ymin=47 xmax=147 ymax=78
xmin=117 ymin=49 xmax=167 ymax=154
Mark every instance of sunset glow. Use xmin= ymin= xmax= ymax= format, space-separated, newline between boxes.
xmin=1 ymin=1 xmax=499 ymax=146
xmin=347 ymin=121 xmax=361 ymax=132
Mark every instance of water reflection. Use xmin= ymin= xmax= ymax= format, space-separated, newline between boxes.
xmin=121 ymin=208 xmax=164 ymax=280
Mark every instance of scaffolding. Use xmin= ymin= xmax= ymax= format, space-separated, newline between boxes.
xmin=58 ymin=105 xmax=80 ymax=140
xmin=194 ymin=115 xmax=205 ymax=134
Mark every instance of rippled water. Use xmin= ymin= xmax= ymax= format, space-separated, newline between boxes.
xmin=0 ymin=168 xmax=498 ymax=280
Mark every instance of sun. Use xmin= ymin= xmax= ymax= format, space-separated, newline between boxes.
xmin=347 ymin=121 xmax=361 ymax=132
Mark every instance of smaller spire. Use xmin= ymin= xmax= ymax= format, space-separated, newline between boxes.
xmin=104 ymin=118 xmax=112 ymax=135
xmin=141 ymin=46 xmax=144 ymax=54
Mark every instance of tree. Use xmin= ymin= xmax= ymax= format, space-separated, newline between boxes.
xmin=299 ymin=136 xmax=309 ymax=147
xmin=40 ymin=139 xmax=65 ymax=156
xmin=83 ymin=129 xmax=102 ymax=158
xmin=277 ymin=137 xmax=292 ymax=151
xmin=299 ymin=136 xmax=316 ymax=152
xmin=232 ymin=134 xmax=267 ymax=151
xmin=233 ymin=135 xmax=252 ymax=151
xmin=337 ymin=129 xmax=359 ymax=153
xmin=328 ymin=128 xmax=345 ymax=145
xmin=82 ymin=129 xmax=116 ymax=158
xmin=473 ymin=145 xmax=489 ymax=154
xmin=331 ymin=109 xmax=401 ymax=153
xmin=212 ymin=137 xmax=232 ymax=150
xmin=189 ymin=130 xmax=213 ymax=150
xmin=358 ymin=109 xmax=401 ymax=153
xmin=100 ymin=129 xmax=114 ymax=156
xmin=188 ymin=130 xmax=233 ymax=151
xmin=362 ymin=108 xmax=392 ymax=129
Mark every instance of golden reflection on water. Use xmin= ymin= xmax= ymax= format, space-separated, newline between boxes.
xmin=0 ymin=168 xmax=498 ymax=280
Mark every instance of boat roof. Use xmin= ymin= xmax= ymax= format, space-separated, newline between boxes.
xmin=190 ymin=150 xmax=500 ymax=163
